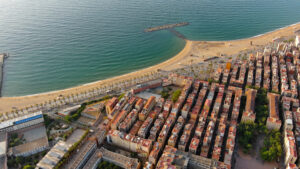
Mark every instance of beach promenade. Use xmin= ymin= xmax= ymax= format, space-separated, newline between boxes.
xmin=1 ymin=23 xmax=300 ymax=114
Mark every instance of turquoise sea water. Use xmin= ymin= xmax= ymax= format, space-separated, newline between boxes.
xmin=1 ymin=0 xmax=300 ymax=96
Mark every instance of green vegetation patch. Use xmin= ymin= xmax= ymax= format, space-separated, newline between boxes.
xmin=64 ymin=95 xmax=111 ymax=122
xmin=237 ymin=122 xmax=257 ymax=154
xmin=239 ymin=87 xmax=282 ymax=162
xmin=7 ymin=150 xmax=47 ymax=169
xmin=283 ymin=38 xmax=294 ymax=43
xmin=160 ymin=90 xmax=170 ymax=99
xmin=238 ymin=88 xmax=269 ymax=154
xmin=260 ymin=130 xmax=282 ymax=162
xmin=54 ymin=129 xmax=89 ymax=169
xmin=43 ymin=114 xmax=54 ymax=128
xmin=255 ymin=88 xmax=269 ymax=133
xmin=172 ymin=89 xmax=181 ymax=103
xmin=97 ymin=161 xmax=123 ymax=169
xmin=118 ymin=93 xmax=125 ymax=100
xmin=23 ymin=164 xmax=34 ymax=169
xmin=9 ymin=133 xmax=25 ymax=147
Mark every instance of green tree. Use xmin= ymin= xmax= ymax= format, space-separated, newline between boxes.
xmin=97 ymin=160 xmax=123 ymax=169
xmin=118 ymin=93 xmax=125 ymax=100
xmin=64 ymin=115 xmax=71 ymax=122
xmin=260 ymin=130 xmax=282 ymax=161
xmin=43 ymin=114 xmax=54 ymax=127
xmin=237 ymin=122 xmax=257 ymax=153
xmin=23 ymin=164 xmax=34 ymax=169
xmin=7 ymin=158 xmax=16 ymax=168
xmin=255 ymin=88 xmax=269 ymax=126
xmin=160 ymin=91 xmax=170 ymax=99
xmin=16 ymin=156 xmax=25 ymax=164
xmin=172 ymin=89 xmax=181 ymax=103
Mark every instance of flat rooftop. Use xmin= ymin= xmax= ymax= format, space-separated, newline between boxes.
xmin=136 ymin=91 xmax=161 ymax=100
xmin=268 ymin=93 xmax=280 ymax=118
xmin=22 ymin=124 xmax=47 ymax=142
xmin=66 ymin=129 xmax=86 ymax=145
xmin=9 ymin=136 xmax=48 ymax=156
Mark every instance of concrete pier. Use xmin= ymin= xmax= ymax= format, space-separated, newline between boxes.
xmin=144 ymin=22 xmax=189 ymax=32
xmin=0 ymin=53 xmax=8 ymax=97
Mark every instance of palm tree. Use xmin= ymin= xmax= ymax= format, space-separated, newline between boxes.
xmin=80 ymin=91 xmax=85 ymax=99
xmin=134 ymin=77 xmax=138 ymax=83
xmin=75 ymin=93 xmax=79 ymax=101
xmin=35 ymin=104 xmax=39 ymax=109
xmin=69 ymin=95 xmax=74 ymax=103
xmin=95 ymin=87 xmax=100 ymax=95
xmin=129 ymin=79 xmax=134 ymax=86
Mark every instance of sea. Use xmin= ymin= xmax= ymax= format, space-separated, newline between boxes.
xmin=1 ymin=0 xmax=300 ymax=96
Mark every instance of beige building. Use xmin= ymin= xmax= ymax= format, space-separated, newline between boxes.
xmin=266 ymin=93 xmax=281 ymax=130
xmin=241 ymin=88 xmax=257 ymax=123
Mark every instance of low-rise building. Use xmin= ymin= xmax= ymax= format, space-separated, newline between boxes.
xmin=106 ymin=97 xmax=118 ymax=118
xmin=111 ymin=110 xmax=127 ymax=130
xmin=284 ymin=111 xmax=294 ymax=131
xmin=189 ymin=137 xmax=199 ymax=154
xmin=212 ymin=118 xmax=226 ymax=161
xmin=36 ymin=141 xmax=72 ymax=169
xmin=83 ymin=147 xmax=141 ymax=169
xmin=178 ymin=120 xmax=195 ymax=151
xmin=148 ymin=118 xmax=164 ymax=141
xmin=200 ymin=120 xmax=215 ymax=157
xmin=295 ymin=35 xmax=300 ymax=47
xmin=224 ymin=124 xmax=237 ymax=168
xmin=138 ymin=116 xmax=154 ymax=138
xmin=119 ymin=109 xmax=138 ymax=133
xmin=129 ymin=120 xmax=143 ymax=136
xmin=131 ymin=79 xmax=162 ymax=94
xmin=139 ymin=96 xmax=156 ymax=121
xmin=107 ymin=130 xmax=152 ymax=157
xmin=168 ymin=116 xmax=185 ymax=147
xmin=81 ymin=102 xmax=104 ymax=119
xmin=148 ymin=142 xmax=163 ymax=165
xmin=157 ymin=116 xmax=176 ymax=145
xmin=284 ymin=129 xmax=297 ymax=165
xmin=231 ymin=87 xmax=242 ymax=123
xmin=266 ymin=93 xmax=282 ymax=130
xmin=241 ymin=88 xmax=256 ymax=123
xmin=9 ymin=136 xmax=49 ymax=157
xmin=0 ymin=111 xmax=44 ymax=133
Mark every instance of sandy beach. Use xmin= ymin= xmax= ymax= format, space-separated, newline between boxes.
xmin=1 ymin=23 xmax=300 ymax=113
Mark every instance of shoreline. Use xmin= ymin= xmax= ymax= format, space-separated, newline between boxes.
xmin=3 ymin=40 xmax=191 ymax=98
xmin=1 ymin=22 xmax=300 ymax=113
xmin=4 ymin=21 xmax=300 ymax=98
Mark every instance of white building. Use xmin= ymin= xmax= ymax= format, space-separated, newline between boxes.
xmin=0 ymin=111 xmax=44 ymax=133
xmin=295 ymin=36 xmax=300 ymax=47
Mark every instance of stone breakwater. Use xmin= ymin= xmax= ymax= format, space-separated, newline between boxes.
xmin=144 ymin=22 xmax=189 ymax=32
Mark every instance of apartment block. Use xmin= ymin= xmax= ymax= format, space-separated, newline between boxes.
xmin=266 ymin=93 xmax=282 ymax=130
